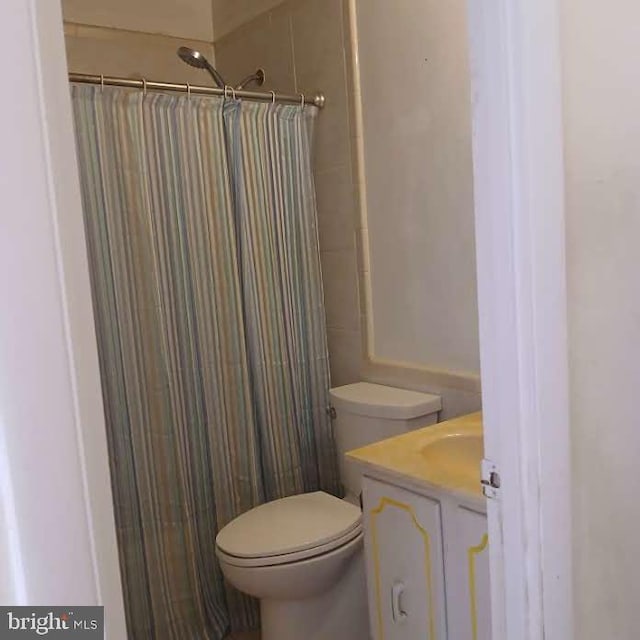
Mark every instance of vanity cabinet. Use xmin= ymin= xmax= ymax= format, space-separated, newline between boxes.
xmin=362 ymin=476 xmax=490 ymax=640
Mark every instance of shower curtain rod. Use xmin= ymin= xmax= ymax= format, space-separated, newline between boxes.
xmin=69 ymin=73 xmax=326 ymax=109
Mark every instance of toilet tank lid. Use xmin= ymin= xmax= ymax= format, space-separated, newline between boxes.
xmin=329 ymin=382 xmax=441 ymax=419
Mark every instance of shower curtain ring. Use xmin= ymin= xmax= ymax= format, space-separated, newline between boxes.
xmin=186 ymin=83 xmax=192 ymax=100
xmin=270 ymin=91 xmax=276 ymax=104
xmin=142 ymin=78 xmax=147 ymax=96
xmin=299 ymin=93 xmax=305 ymax=108
xmin=100 ymin=74 xmax=104 ymax=93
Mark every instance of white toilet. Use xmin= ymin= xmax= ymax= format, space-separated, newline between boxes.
xmin=215 ymin=382 xmax=441 ymax=640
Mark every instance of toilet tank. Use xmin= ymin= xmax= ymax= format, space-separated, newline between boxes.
xmin=329 ymin=382 xmax=442 ymax=500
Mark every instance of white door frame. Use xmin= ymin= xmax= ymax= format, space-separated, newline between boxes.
xmin=0 ymin=1 xmax=126 ymax=636
xmin=467 ymin=0 xmax=572 ymax=638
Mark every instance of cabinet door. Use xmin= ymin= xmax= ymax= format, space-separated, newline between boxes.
xmin=362 ymin=476 xmax=447 ymax=640
xmin=444 ymin=505 xmax=491 ymax=640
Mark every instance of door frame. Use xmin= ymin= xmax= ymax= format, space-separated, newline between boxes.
xmin=0 ymin=0 xmax=127 ymax=635
xmin=467 ymin=0 xmax=572 ymax=638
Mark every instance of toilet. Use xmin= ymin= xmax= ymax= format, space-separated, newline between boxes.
xmin=215 ymin=382 xmax=442 ymax=640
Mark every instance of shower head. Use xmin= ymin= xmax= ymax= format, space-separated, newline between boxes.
xmin=177 ymin=46 xmax=227 ymax=89
xmin=177 ymin=46 xmax=207 ymax=69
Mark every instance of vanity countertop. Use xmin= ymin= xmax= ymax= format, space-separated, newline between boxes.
xmin=346 ymin=411 xmax=483 ymax=499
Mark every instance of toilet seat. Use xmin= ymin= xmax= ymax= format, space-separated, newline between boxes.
xmin=217 ymin=526 xmax=363 ymax=568
xmin=216 ymin=491 xmax=362 ymax=568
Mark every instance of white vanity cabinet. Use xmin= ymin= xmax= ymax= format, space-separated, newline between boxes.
xmin=362 ymin=475 xmax=490 ymax=640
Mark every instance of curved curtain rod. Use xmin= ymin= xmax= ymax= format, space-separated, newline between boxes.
xmin=69 ymin=73 xmax=326 ymax=109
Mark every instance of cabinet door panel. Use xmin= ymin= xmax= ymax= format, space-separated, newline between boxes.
xmin=362 ymin=476 xmax=447 ymax=640
xmin=445 ymin=505 xmax=491 ymax=640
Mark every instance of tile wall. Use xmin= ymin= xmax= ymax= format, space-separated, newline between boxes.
xmin=214 ymin=0 xmax=481 ymax=416
xmin=211 ymin=0 xmax=286 ymax=40
xmin=61 ymin=0 xmax=362 ymax=388
xmin=214 ymin=0 xmax=363 ymax=387
xmin=62 ymin=0 xmax=215 ymax=83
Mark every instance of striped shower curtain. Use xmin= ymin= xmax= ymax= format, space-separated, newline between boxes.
xmin=71 ymin=85 xmax=339 ymax=639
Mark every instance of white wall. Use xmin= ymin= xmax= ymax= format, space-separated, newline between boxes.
xmin=356 ymin=0 xmax=479 ymax=376
xmin=560 ymin=1 xmax=640 ymax=637
xmin=0 ymin=1 xmax=126 ymax=635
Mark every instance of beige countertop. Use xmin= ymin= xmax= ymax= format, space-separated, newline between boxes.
xmin=347 ymin=412 xmax=484 ymax=498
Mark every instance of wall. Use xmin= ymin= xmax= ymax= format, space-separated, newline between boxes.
xmin=62 ymin=0 xmax=215 ymax=82
xmin=212 ymin=0 xmax=285 ymax=40
xmin=214 ymin=0 xmax=364 ymax=388
xmin=354 ymin=0 xmax=479 ymax=376
xmin=560 ymin=1 xmax=640 ymax=637
xmin=214 ymin=0 xmax=481 ymax=416
xmin=0 ymin=1 xmax=126 ymax=634
xmin=349 ymin=0 xmax=481 ymax=417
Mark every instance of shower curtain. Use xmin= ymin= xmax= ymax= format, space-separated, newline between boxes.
xmin=71 ymin=84 xmax=339 ymax=639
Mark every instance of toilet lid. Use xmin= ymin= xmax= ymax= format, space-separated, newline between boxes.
xmin=216 ymin=492 xmax=362 ymax=560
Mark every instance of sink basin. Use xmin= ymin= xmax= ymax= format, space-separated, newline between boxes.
xmin=420 ymin=433 xmax=484 ymax=492
xmin=347 ymin=411 xmax=484 ymax=497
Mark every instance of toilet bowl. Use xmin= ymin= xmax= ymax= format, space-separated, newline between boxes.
xmin=216 ymin=491 xmax=369 ymax=640
xmin=215 ymin=383 xmax=442 ymax=640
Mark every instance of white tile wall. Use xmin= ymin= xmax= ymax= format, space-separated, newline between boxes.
xmin=63 ymin=0 xmax=214 ymax=42
xmin=64 ymin=23 xmax=214 ymax=82
xmin=215 ymin=0 xmax=363 ymax=387
xmin=212 ymin=0 xmax=285 ymax=40
xmin=213 ymin=4 xmax=296 ymax=92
